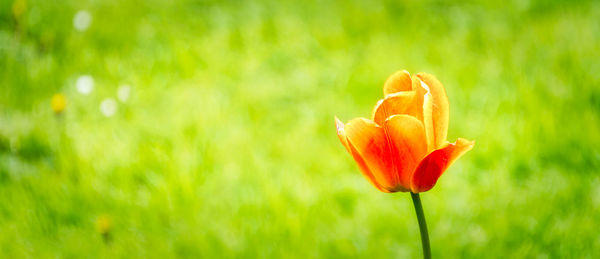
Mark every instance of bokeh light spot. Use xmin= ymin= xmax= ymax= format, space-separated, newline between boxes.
xmin=117 ymin=85 xmax=131 ymax=102
xmin=73 ymin=10 xmax=92 ymax=31
xmin=100 ymin=98 xmax=117 ymax=117
xmin=76 ymin=75 xmax=94 ymax=95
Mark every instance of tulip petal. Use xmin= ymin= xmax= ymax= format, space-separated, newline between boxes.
xmin=410 ymin=76 xmax=435 ymax=152
xmin=383 ymin=115 xmax=428 ymax=189
xmin=347 ymin=137 xmax=391 ymax=193
xmin=384 ymin=70 xmax=412 ymax=96
xmin=411 ymin=138 xmax=475 ymax=193
xmin=345 ymin=118 xmax=407 ymax=192
xmin=335 ymin=117 xmax=388 ymax=192
xmin=335 ymin=116 xmax=351 ymax=153
xmin=422 ymin=92 xmax=435 ymax=152
xmin=371 ymin=91 xmax=421 ymax=126
xmin=416 ymin=73 xmax=449 ymax=149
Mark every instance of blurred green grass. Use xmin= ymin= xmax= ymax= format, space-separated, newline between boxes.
xmin=1 ymin=0 xmax=600 ymax=257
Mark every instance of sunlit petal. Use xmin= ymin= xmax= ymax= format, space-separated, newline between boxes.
xmin=416 ymin=73 xmax=450 ymax=149
xmin=383 ymin=115 xmax=428 ymax=189
xmin=336 ymin=117 xmax=384 ymax=190
xmin=371 ymin=91 xmax=420 ymax=125
xmin=345 ymin=118 xmax=404 ymax=192
xmin=347 ymin=137 xmax=391 ymax=193
xmin=383 ymin=70 xmax=412 ymax=96
xmin=335 ymin=116 xmax=350 ymax=153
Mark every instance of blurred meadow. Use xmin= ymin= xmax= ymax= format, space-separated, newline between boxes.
xmin=1 ymin=0 xmax=600 ymax=257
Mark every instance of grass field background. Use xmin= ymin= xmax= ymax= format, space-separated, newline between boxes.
xmin=1 ymin=0 xmax=599 ymax=257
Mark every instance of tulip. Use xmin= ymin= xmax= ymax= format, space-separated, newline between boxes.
xmin=336 ymin=70 xmax=473 ymax=193
xmin=335 ymin=70 xmax=474 ymax=258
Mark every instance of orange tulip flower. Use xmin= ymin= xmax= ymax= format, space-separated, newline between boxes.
xmin=336 ymin=70 xmax=474 ymax=193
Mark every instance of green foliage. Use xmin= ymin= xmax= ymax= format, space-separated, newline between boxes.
xmin=1 ymin=0 xmax=599 ymax=257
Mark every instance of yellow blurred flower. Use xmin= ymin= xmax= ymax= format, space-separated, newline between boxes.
xmin=96 ymin=215 xmax=112 ymax=234
xmin=51 ymin=93 xmax=66 ymax=114
xmin=12 ymin=0 xmax=26 ymax=19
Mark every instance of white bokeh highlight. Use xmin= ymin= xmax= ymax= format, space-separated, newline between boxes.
xmin=117 ymin=85 xmax=131 ymax=102
xmin=73 ymin=10 xmax=92 ymax=31
xmin=100 ymin=98 xmax=117 ymax=117
xmin=76 ymin=75 xmax=94 ymax=95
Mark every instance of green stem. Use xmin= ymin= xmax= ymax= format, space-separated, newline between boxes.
xmin=411 ymin=192 xmax=431 ymax=259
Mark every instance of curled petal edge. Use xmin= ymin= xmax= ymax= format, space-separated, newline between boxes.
xmin=410 ymin=138 xmax=474 ymax=193
xmin=384 ymin=70 xmax=412 ymax=96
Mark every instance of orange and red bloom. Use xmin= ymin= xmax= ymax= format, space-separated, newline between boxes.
xmin=336 ymin=70 xmax=474 ymax=193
